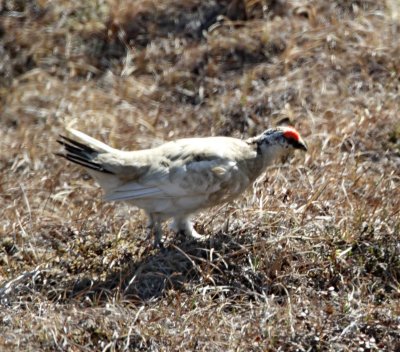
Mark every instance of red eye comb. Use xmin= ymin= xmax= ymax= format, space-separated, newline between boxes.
xmin=283 ymin=128 xmax=300 ymax=141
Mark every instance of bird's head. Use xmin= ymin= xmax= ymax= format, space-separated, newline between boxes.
xmin=248 ymin=126 xmax=307 ymax=164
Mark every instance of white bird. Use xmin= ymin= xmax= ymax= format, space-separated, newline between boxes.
xmin=57 ymin=126 xmax=307 ymax=247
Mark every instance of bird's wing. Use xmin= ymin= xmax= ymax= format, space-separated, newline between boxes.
xmin=104 ymin=146 xmax=240 ymax=202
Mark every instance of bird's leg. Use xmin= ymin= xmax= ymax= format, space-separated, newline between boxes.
xmin=170 ymin=217 xmax=204 ymax=240
xmin=145 ymin=213 xmax=164 ymax=248
xmin=145 ymin=216 xmax=154 ymax=241
xmin=153 ymin=221 xmax=163 ymax=249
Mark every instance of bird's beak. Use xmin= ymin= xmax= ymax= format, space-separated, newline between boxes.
xmin=295 ymin=138 xmax=308 ymax=151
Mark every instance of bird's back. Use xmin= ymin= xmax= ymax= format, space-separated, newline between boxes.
xmin=156 ymin=136 xmax=256 ymax=163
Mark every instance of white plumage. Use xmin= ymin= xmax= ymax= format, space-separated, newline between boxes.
xmin=57 ymin=126 xmax=307 ymax=247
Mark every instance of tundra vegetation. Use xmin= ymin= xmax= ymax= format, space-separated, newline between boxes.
xmin=0 ymin=0 xmax=399 ymax=350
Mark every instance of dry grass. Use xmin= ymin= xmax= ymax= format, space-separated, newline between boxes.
xmin=1 ymin=0 xmax=399 ymax=350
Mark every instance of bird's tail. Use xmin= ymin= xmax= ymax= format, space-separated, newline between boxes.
xmin=56 ymin=128 xmax=115 ymax=174
xmin=64 ymin=128 xmax=117 ymax=153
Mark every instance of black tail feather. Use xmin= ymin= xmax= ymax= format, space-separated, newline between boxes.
xmin=56 ymin=135 xmax=114 ymax=174
xmin=57 ymin=135 xmax=97 ymax=154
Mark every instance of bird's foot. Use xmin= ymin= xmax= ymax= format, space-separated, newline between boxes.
xmin=187 ymin=228 xmax=204 ymax=240
xmin=175 ymin=227 xmax=205 ymax=243
xmin=153 ymin=239 xmax=165 ymax=250
xmin=171 ymin=217 xmax=205 ymax=242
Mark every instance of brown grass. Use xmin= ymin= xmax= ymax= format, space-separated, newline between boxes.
xmin=1 ymin=0 xmax=399 ymax=350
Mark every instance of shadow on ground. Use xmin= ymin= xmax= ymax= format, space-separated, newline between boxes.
xmin=61 ymin=232 xmax=273 ymax=304
xmin=0 ymin=229 xmax=292 ymax=307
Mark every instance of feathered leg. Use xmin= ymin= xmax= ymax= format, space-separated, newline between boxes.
xmin=170 ymin=217 xmax=203 ymax=240
xmin=145 ymin=213 xmax=164 ymax=248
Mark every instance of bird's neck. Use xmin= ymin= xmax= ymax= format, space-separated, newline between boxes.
xmin=260 ymin=144 xmax=284 ymax=167
xmin=243 ymin=142 xmax=283 ymax=181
